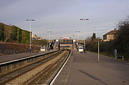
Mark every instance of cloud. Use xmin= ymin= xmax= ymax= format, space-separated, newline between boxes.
xmin=0 ymin=0 xmax=129 ymax=39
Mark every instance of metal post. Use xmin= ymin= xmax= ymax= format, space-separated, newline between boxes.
xmin=98 ymin=40 xmax=100 ymax=63
xmin=47 ymin=31 xmax=51 ymax=50
xmin=49 ymin=32 xmax=50 ymax=42
xmin=29 ymin=21 xmax=32 ymax=52
xmin=114 ymin=49 xmax=117 ymax=60
xmin=26 ymin=19 xmax=35 ymax=53
xmin=80 ymin=18 xmax=89 ymax=53
xmin=84 ymin=39 xmax=86 ymax=52
xmin=47 ymin=31 xmax=51 ymax=42
xmin=78 ymin=32 xmax=79 ymax=40
xmin=75 ymin=31 xmax=80 ymax=42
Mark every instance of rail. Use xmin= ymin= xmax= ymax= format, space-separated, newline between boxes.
xmin=0 ymin=50 xmax=57 ymax=66
xmin=0 ymin=49 xmax=72 ymax=84
xmin=49 ymin=50 xmax=72 ymax=85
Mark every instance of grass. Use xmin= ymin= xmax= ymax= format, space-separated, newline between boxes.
xmin=88 ymin=50 xmax=129 ymax=62
xmin=100 ymin=52 xmax=114 ymax=58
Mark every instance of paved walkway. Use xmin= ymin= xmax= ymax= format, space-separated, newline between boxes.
xmin=54 ymin=51 xmax=129 ymax=85
xmin=0 ymin=53 xmax=38 ymax=63
xmin=0 ymin=51 xmax=53 ymax=63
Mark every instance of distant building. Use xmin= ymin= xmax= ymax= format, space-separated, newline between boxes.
xmin=103 ymin=29 xmax=118 ymax=42
xmin=32 ymin=34 xmax=42 ymax=40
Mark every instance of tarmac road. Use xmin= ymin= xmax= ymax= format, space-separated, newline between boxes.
xmin=54 ymin=51 xmax=129 ymax=85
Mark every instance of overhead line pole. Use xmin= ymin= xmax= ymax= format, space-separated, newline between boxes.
xmin=98 ymin=40 xmax=100 ymax=63
xmin=80 ymin=18 xmax=89 ymax=52
xmin=26 ymin=19 xmax=36 ymax=53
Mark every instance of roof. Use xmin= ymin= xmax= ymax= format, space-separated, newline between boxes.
xmin=103 ymin=29 xmax=118 ymax=36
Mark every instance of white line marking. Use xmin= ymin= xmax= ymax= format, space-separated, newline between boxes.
xmin=49 ymin=51 xmax=72 ymax=85
xmin=0 ymin=50 xmax=57 ymax=65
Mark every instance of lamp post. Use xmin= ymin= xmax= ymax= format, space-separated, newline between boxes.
xmin=75 ymin=31 xmax=80 ymax=43
xmin=98 ymin=39 xmax=100 ymax=62
xmin=80 ymin=18 xmax=89 ymax=52
xmin=26 ymin=19 xmax=35 ymax=53
xmin=47 ymin=31 xmax=52 ymax=42
xmin=47 ymin=31 xmax=52 ymax=49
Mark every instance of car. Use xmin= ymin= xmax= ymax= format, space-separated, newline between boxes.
xmin=78 ymin=46 xmax=84 ymax=52
xmin=40 ymin=46 xmax=46 ymax=52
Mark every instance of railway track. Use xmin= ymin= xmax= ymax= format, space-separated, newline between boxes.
xmin=0 ymin=49 xmax=71 ymax=85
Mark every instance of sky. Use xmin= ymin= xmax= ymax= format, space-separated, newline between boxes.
xmin=0 ymin=0 xmax=129 ymax=39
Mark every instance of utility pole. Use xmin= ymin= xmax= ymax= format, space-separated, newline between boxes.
xmin=47 ymin=31 xmax=52 ymax=50
xmin=98 ymin=39 xmax=100 ymax=63
xmin=75 ymin=31 xmax=80 ymax=43
xmin=80 ymin=18 xmax=89 ymax=52
xmin=48 ymin=31 xmax=52 ymax=42
xmin=26 ymin=19 xmax=35 ymax=53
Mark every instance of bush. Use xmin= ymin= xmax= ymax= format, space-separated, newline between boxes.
xmin=86 ymin=39 xmax=98 ymax=52
xmin=86 ymin=38 xmax=114 ymax=56
xmin=85 ymin=18 xmax=129 ymax=60
xmin=0 ymin=23 xmax=5 ymax=41
xmin=113 ymin=19 xmax=129 ymax=60
xmin=32 ymin=39 xmax=48 ymax=46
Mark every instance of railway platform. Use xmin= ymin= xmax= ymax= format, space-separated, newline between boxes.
xmin=0 ymin=52 xmax=38 ymax=63
xmin=54 ymin=51 xmax=129 ymax=85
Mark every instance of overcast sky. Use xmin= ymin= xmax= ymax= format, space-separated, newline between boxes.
xmin=0 ymin=0 xmax=129 ymax=39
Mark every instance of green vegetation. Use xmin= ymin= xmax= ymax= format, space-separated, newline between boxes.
xmin=86 ymin=18 xmax=129 ymax=60
xmin=16 ymin=27 xmax=22 ymax=43
xmin=32 ymin=39 xmax=48 ymax=46
xmin=0 ymin=22 xmax=30 ymax=44
xmin=113 ymin=19 xmax=129 ymax=60
xmin=11 ymin=25 xmax=18 ymax=41
xmin=0 ymin=23 xmax=5 ymax=41
xmin=91 ymin=33 xmax=96 ymax=40
xmin=0 ymin=22 xmax=47 ymax=46
xmin=86 ymin=37 xmax=115 ymax=58
xmin=21 ymin=30 xmax=30 ymax=44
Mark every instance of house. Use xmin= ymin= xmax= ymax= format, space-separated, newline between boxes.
xmin=103 ymin=29 xmax=118 ymax=42
xmin=32 ymin=34 xmax=42 ymax=40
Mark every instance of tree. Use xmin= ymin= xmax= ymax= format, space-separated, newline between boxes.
xmin=0 ymin=23 xmax=5 ymax=41
xmin=114 ymin=19 xmax=129 ymax=59
xmin=85 ymin=37 xmax=98 ymax=52
xmin=91 ymin=33 xmax=96 ymax=40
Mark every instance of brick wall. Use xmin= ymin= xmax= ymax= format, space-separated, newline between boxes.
xmin=0 ymin=42 xmax=40 ymax=55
